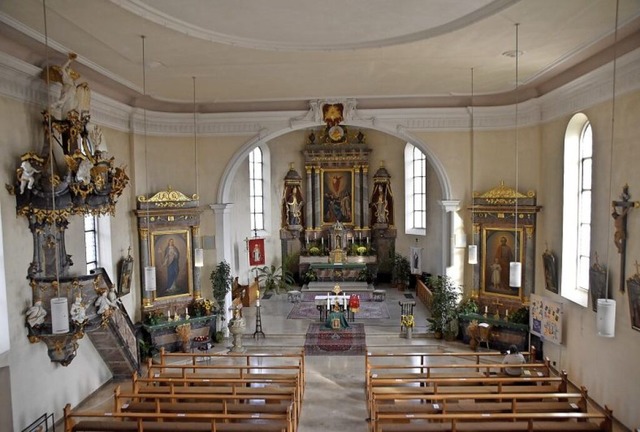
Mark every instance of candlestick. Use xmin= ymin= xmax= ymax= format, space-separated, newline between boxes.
xmin=484 ymin=306 xmax=488 ymax=313
xmin=185 ymin=307 xmax=188 ymax=316
xmin=167 ymin=310 xmax=171 ymax=319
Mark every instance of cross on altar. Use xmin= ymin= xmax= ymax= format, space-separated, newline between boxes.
xmin=611 ymin=185 xmax=640 ymax=292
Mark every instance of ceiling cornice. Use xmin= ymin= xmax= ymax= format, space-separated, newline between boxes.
xmin=0 ymin=48 xmax=639 ymax=136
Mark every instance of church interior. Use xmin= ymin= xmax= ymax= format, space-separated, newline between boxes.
xmin=1 ymin=1 xmax=640 ymax=431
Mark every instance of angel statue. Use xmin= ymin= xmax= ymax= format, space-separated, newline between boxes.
xmin=46 ymin=52 xmax=91 ymax=119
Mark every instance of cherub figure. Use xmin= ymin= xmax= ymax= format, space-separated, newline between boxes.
xmin=26 ymin=300 xmax=47 ymax=328
xmin=18 ymin=160 xmax=40 ymax=194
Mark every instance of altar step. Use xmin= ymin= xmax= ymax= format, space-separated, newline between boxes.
xmin=303 ymin=281 xmax=373 ymax=292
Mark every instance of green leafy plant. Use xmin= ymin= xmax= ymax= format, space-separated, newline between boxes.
xmin=256 ymin=264 xmax=295 ymax=294
xmin=209 ymin=260 xmax=232 ymax=314
xmin=427 ymin=275 xmax=460 ymax=338
xmin=510 ymin=306 xmax=530 ymax=325
xmin=303 ymin=268 xmax=318 ymax=284
xmin=392 ymin=253 xmax=411 ymax=287
xmin=457 ymin=297 xmax=479 ymax=315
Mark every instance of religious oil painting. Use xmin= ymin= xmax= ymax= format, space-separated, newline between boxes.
xmin=542 ymin=249 xmax=558 ymax=294
xmin=150 ymin=229 xmax=192 ymax=300
xmin=321 ymin=169 xmax=354 ymax=225
xmin=481 ymin=227 xmax=523 ymax=299
xmin=589 ymin=262 xmax=608 ymax=313
xmin=118 ymin=253 xmax=134 ymax=296
xmin=627 ymin=275 xmax=640 ymax=332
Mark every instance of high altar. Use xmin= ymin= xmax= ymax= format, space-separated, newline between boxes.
xmin=279 ymin=102 xmax=397 ymax=284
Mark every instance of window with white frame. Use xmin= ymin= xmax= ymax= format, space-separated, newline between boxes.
xmin=561 ymin=114 xmax=592 ymax=306
xmin=84 ymin=214 xmax=98 ymax=273
xmin=249 ymin=147 xmax=265 ymax=233
xmin=404 ymin=143 xmax=427 ymax=235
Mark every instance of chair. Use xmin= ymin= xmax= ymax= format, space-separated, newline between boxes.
xmin=287 ymin=290 xmax=302 ymax=303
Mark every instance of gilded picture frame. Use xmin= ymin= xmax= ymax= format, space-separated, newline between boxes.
xmin=321 ymin=168 xmax=354 ymax=225
xmin=150 ymin=229 xmax=193 ymax=300
xmin=481 ymin=227 xmax=524 ymax=299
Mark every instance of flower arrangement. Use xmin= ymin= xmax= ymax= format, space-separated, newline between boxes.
xmin=175 ymin=323 xmax=192 ymax=343
xmin=356 ymin=246 xmax=367 ymax=255
xmin=191 ymin=298 xmax=214 ymax=317
xmin=401 ymin=314 xmax=415 ymax=328
xmin=308 ymin=246 xmax=321 ymax=256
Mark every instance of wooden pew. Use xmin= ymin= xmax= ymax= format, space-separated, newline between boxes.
xmin=368 ymin=371 xmax=568 ymax=416
xmin=370 ymin=387 xmax=591 ymax=432
xmin=365 ymin=348 xmax=540 ymax=390
xmin=372 ymin=409 xmax=613 ymax=432
xmin=154 ymin=349 xmax=306 ymax=390
xmin=114 ymin=385 xmax=297 ymax=431
xmin=133 ymin=371 xmax=301 ymax=421
xmin=63 ymin=403 xmax=291 ymax=432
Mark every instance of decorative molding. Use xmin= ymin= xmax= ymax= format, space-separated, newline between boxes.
xmin=0 ymin=49 xmax=639 ymax=135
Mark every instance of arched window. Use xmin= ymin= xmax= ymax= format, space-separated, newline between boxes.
xmin=249 ymin=147 xmax=265 ymax=233
xmin=404 ymin=143 xmax=427 ymax=235
xmin=84 ymin=215 xmax=98 ymax=273
xmin=561 ymin=114 xmax=592 ymax=306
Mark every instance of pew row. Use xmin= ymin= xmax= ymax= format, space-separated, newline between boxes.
xmin=370 ymin=388 xmax=591 ymax=432
xmin=63 ymin=403 xmax=291 ymax=432
xmin=372 ymin=409 xmax=613 ymax=432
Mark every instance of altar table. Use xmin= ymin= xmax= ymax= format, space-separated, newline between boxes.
xmin=314 ymin=294 xmax=355 ymax=322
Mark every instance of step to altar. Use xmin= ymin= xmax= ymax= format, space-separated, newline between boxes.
xmin=303 ymin=281 xmax=373 ymax=292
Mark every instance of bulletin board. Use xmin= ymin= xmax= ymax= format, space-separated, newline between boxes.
xmin=529 ymin=294 xmax=563 ymax=345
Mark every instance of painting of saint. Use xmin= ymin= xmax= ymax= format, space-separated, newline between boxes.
xmin=482 ymin=228 xmax=523 ymax=298
xmin=151 ymin=230 xmax=192 ymax=299
xmin=322 ymin=170 xmax=353 ymax=224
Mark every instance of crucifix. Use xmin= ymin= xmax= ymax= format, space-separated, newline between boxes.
xmin=611 ymin=185 xmax=639 ymax=292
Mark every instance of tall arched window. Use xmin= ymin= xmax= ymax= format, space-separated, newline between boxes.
xmin=249 ymin=147 xmax=265 ymax=233
xmin=404 ymin=143 xmax=427 ymax=235
xmin=84 ymin=215 xmax=98 ymax=273
xmin=561 ymin=113 xmax=592 ymax=306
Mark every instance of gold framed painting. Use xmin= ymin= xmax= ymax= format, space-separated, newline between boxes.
xmin=150 ymin=229 xmax=193 ymax=300
xmin=321 ymin=168 xmax=354 ymax=225
xmin=481 ymin=227 xmax=524 ymax=299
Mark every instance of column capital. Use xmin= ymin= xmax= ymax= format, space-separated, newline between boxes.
xmin=440 ymin=200 xmax=461 ymax=213
xmin=209 ymin=203 xmax=234 ymax=214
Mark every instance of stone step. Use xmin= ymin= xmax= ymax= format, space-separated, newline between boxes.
xmin=304 ymin=281 xmax=373 ymax=292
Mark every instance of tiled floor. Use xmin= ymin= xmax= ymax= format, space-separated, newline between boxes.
xmin=71 ymin=285 xmax=626 ymax=432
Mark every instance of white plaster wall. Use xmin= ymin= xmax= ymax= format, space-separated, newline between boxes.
xmin=537 ymin=90 xmax=640 ymax=429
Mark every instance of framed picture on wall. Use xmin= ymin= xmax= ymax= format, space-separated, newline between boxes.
xmin=321 ymin=169 xmax=354 ymax=225
xmin=542 ymin=249 xmax=558 ymax=294
xmin=481 ymin=227 xmax=524 ymax=299
xmin=589 ymin=262 xmax=608 ymax=312
xmin=248 ymin=238 xmax=266 ymax=267
xmin=627 ymin=275 xmax=640 ymax=332
xmin=150 ymin=229 xmax=193 ymax=300
xmin=118 ymin=252 xmax=134 ymax=296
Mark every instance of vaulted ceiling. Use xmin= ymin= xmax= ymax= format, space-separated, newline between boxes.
xmin=1 ymin=0 xmax=639 ymax=113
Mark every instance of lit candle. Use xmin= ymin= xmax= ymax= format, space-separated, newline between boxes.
xmin=167 ymin=310 xmax=171 ymax=319
xmin=343 ymin=296 xmax=347 ymax=309
xmin=327 ymin=293 xmax=331 ymax=310
xmin=185 ymin=307 xmax=188 ymax=316
xmin=484 ymin=306 xmax=488 ymax=313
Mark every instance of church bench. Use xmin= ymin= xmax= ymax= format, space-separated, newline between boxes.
xmin=367 ymin=372 xmax=568 ymax=415
xmin=370 ymin=389 xmax=590 ymax=432
xmin=372 ymin=409 xmax=613 ymax=432
xmin=64 ymin=404 xmax=291 ymax=432
xmin=152 ymin=350 xmax=305 ymax=389
xmin=114 ymin=386 xmax=298 ymax=426
xmin=366 ymin=359 xmax=551 ymax=391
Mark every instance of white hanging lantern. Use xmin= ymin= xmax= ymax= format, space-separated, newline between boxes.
xmin=509 ymin=262 xmax=522 ymax=287
xmin=144 ymin=266 xmax=156 ymax=291
xmin=194 ymin=248 xmax=204 ymax=267
xmin=468 ymin=245 xmax=478 ymax=265
xmin=597 ymin=299 xmax=616 ymax=338
xmin=51 ymin=297 xmax=69 ymax=334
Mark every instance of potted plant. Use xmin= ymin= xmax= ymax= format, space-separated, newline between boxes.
xmin=392 ymin=253 xmax=411 ymax=290
xmin=175 ymin=323 xmax=192 ymax=352
xmin=256 ymin=264 xmax=295 ymax=294
xmin=210 ymin=260 xmax=232 ymax=315
xmin=426 ymin=275 xmax=460 ymax=339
